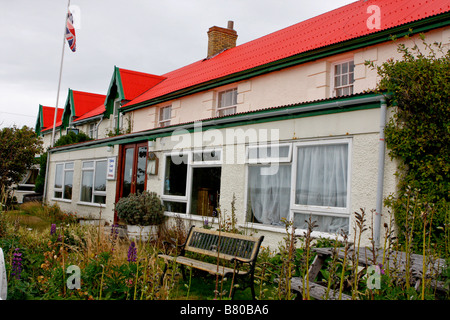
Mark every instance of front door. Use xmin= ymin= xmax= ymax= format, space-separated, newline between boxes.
xmin=118 ymin=142 xmax=148 ymax=199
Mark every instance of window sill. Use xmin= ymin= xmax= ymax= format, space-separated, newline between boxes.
xmin=77 ymin=201 xmax=106 ymax=208
xmin=51 ymin=198 xmax=72 ymax=203
xmin=239 ymin=222 xmax=347 ymax=241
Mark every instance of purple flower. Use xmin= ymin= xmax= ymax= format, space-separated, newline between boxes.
xmin=127 ymin=241 xmax=137 ymax=263
xmin=378 ymin=263 xmax=385 ymax=275
xmin=50 ymin=224 xmax=56 ymax=235
xmin=11 ymin=248 xmax=22 ymax=280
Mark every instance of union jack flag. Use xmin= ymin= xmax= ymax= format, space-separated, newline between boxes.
xmin=65 ymin=10 xmax=76 ymax=52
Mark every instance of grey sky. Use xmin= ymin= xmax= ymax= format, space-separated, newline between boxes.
xmin=0 ymin=0 xmax=355 ymax=129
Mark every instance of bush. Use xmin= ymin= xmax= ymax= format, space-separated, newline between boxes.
xmin=367 ymin=36 xmax=450 ymax=253
xmin=115 ymin=191 xmax=165 ymax=226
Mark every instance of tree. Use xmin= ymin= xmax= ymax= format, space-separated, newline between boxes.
xmin=34 ymin=130 xmax=93 ymax=194
xmin=0 ymin=126 xmax=43 ymax=193
xmin=367 ymin=35 xmax=450 ymax=252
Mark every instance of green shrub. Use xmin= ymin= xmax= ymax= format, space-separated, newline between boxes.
xmin=115 ymin=191 xmax=165 ymax=226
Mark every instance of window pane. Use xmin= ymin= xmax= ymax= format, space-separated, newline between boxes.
xmin=54 ymin=191 xmax=62 ymax=198
xmin=342 ymin=62 xmax=348 ymax=74
xmin=295 ymin=144 xmax=348 ymax=207
xmin=81 ymin=171 xmax=93 ymax=202
xmin=342 ymin=74 xmax=348 ymax=86
xmin=94 ymin=161 xmax=107 ymax=192
xmin=164 ymin=154 xmax=188 ymax=196
xmin=294 ymin=212 xmax=349 ymax=234
xmin=65 ymin=162 xmax=74 ymax=170
xmin=218 ymin=106 xmax=236 ymax=116
xmin=83 ymin=161 xmax=94 ymax=169
xmin=94 ymin=195 xmax=106 ymax=204
xmin=335 ymin=64 xmax=340 ymax=75
xmin=193 ymin=149 xmax=221 ymax=162
xmin=63 ymin=171 xmax=73 ymax=200
xmin=163 ymin=201 xmax=187 ymax=213
xmin=247 ymin=165 xmax=291 ymax=225
xmin=54 ymin=164 xmax=63 ymax=189
xmin=122 ymin=147 xmax=134 ymax=198
xmin=136 ymin=147 xmax=147 ymax=194
xmin=334 ymin=76 xmax=340 ymax=87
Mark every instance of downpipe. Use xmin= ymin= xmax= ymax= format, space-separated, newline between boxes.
xmin=374 ymin=98 xmax=387 ymax=247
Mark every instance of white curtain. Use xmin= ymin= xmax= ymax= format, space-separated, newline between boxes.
xmin=248 ymin=165 xmax=291 ymax=226
xmin=295 ymin=144 xmax=348 ymax=208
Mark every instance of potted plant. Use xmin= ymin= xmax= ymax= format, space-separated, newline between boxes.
xmin=115 ymin=191 xmax=166 ymax=241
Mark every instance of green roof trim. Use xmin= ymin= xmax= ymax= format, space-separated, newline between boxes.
xmin=49 ymin=92 xmax=387 ymax=154
xmin=104 ymin=66 xmax=125 ymax=119
xmin=120 ymin=12 xmax=450 ymax=113
xmin=35 ymin=104 xmax=44 ymax=136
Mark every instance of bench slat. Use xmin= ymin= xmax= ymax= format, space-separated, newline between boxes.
xmin=159 ymin=255 xmax=247 ymax=276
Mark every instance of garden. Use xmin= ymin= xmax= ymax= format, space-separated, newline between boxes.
xmin=0 ymin=194 xmax=448 ymax=301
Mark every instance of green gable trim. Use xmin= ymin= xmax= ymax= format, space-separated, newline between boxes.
xmin=121 ymin=12 xmax=450 ymax=113
xmin=61 ymin=89 xmax=75 ymax=129
xmin=50 ymin=93 xmax=386 ymax=154
xmin=104 ymin=66 xmax=125 ymax=119
xmin=35 ymin=104 xmax=44 ymax=136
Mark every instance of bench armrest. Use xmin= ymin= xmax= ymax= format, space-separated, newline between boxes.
xmin=230 ymin=257 xmax=253 ymax=265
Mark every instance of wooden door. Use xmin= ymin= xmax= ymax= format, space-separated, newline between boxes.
xmin=116 ymin=141 xmax=148 ymax=199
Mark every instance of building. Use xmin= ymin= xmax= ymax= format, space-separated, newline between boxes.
xmin=38 ymin=0 xmax=450 ymax=247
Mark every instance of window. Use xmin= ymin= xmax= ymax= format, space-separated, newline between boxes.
xmin=217 ymin=88 xmax=237 ymax=116
xmin=89 ymin=123 xmax=96 ymax=139
xmin=246 ymin=139 xmax=351 ymax=234
xmin=333 ymin=60 xmax=354 ymax=97
xmin=54 ymin=162 xmax=74 ymax=200
xmin=80 ymin=160 xmax=107 ymax=205
xmin=162 ymin=149 xmax=222 ymax=216
xmin=159 ymin=106 xmax=172 ymax=127
xmin=113 ymin=99 xmax=123 ymax=130
xmin=247 ymin=165 xmax=291 ymax=226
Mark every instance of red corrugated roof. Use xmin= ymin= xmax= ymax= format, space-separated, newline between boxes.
xmin=124 ymin=0 xmax=450 ymax=107
xmin=118 ymin=68 xmax=166 ymax=100
xmin=41 ymin=106 xmax=63 ymax=130
xmin=74 ymin=104 xmax=106 ymax=122
xmin=71 ymin=90 xmax=106 ymax=117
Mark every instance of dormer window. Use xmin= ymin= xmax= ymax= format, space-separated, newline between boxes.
xmin=332 ymin=60 xmax=354 ymax=97
xmin=113 ymin=98 xmax=123 ymax=130
xmin=159 ymin=105 xmax=172 ymax=127
xmin=217 ymin=88 xmax=237 ymax=116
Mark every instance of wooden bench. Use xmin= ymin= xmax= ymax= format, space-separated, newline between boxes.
xmin=158 ymin=226 xmax=264 ymax=300
xmin=291 ymin=247 xmax=448 ymax=300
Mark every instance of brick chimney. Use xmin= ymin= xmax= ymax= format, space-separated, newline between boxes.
xmin=207 ymin=21 xmax=238 ymax=58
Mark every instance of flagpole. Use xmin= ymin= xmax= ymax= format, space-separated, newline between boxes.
xmin=51 ymin=0 xmax=71 ymax=148
xmin=43 ymin=0 xmax=71 ymax=204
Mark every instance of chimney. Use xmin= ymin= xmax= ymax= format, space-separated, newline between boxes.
xmin=207 ymin=21 xmax=238 ymax=58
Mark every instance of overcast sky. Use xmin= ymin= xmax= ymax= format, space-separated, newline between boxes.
xmin=0 ymin=0 xmax=356 ymax=129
